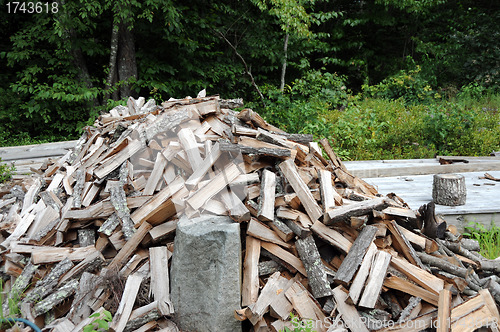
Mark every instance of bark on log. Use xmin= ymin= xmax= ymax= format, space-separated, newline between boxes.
xmin=432 ymin=173 xmax=466 ymax=206
xmin=295 ymin=235 xmax=333 ymax=298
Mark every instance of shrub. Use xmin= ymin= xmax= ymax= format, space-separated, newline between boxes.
xmin=0 ymin=159 xmax=15 ymax=183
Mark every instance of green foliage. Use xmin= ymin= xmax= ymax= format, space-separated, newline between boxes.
xmin=255 ymin=69 xmax=349 ymax=139
xmin=0 ymin=278 xmax=22 ymax=328
xmin=463 ymin=222 xmax=500 ymax=259
xmin=83 ymin=310 xmax=113 ymax=332
xmin=362 ymin=63 xmax=440 ymax=104
xmin=0 ymin=159 xmax=15 ymax=184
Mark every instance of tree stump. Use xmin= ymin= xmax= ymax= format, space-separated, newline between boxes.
xmin=432 ymin=174 xmax=466 ymax=206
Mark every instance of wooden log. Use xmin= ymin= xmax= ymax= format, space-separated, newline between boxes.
xmin=348 ymin=243 xmax=377 ymax=305
xmin=219 ymin=140 xmax=290 ymax=158
xmin=143 ymin=152 xmax=167 ymax=195
xmin=437 ymin=288 xmax=452 ymax=332
xmin=279 ymin=159 xmax=322 ymax=222
xmin=12 ymin=244 xmax=97 ymax=264
xmin=324 ymin=197 xmax=390 ymax=225
xmin=334 ymin=225 xmax=378 ymax=286
xmin=242 ymin=236 xmax=261 ymax=307
xmin=245 ymin=272 xmax=290 ymax=325
xmin=149 ymin=247 xmax=173 ymax=313
xmin=33 ymin=279 xmax=79 ymax=317
xmin=258 ymin=170 xmax=276 ymax=222
xmin=416 ymin=252 xmax=468 ymax=278
xmin=94 ymin=139 xmax=143 ymax=179
xmin=148 ymin=219 xmax=178 ymax=243
xmin=385 ymin=220 xmax=426 ymax=270
xmin=295 ymin=235 xmax=333 ymax=298
xmin=383 ymin=275 xmax=439 ymax=306
xmin=432 ymin=173 xmax=466 ymax=206
xmin=108 ymin=222 xmax=153 ymax=271
xmin=186 ymin=162 xmax=242 ymax=211
xmin=109 ymin=184 xmax=135 ymax=241
xmin=237 ymin=108 xmax=284 ymax=133
xmin=5 ymin=262 xmax=38 ymax=313
xmin=419 ymin=202 xmax=447 ymax=239
xmin=178 ymin=128 xmax=203 ymax=170
xmin=332 ymin=286 xmax=370 ymax=332
xmin=185 ymin=142 xmax=222 ymax=189
xmin=276 ymin=206 xmax=312 ymax=229
xmin=258 ymin=260 xmax=283 ymax=276
xmin=261 ymin=242 xmax=306 ymax=276
xmin=247 ymin=218 xmax=292 ymax=249
xmin=220 ymin=189 xmax=250 ymax=222
xmin=390 ymin=255 xmax=444 ymax=295
xmin=109 ymin=273 xmax=144 ymax=332
xmin=23 ymin=258 xmax=74 ymax=304
xmin=58 ymin=251 xmax=105 ymax=286
xmin=310 ymin=220 xmax=352 ymax=253
xmin=318 ymin=169 xmax=342 ymax=214
xmin=67 ymin=272 xmax=100 ymax=324
xmin=284 ymin=281 xmax=326 ymax=324
xmin=358 ymin=250 xmax=392 ymax=308
xmin=268 ymin=218 xmax=294 ymax=242
xmin=124 ymin=300 xmax=170 ymax=331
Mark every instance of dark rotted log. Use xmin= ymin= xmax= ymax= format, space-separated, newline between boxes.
xmin=418 ymin=202 xmax=446 ymax=239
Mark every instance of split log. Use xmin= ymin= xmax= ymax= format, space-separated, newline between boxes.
xmin=33 ymin=279 xmax=79 ymax=317
xmin=258 ymin=170 xmax=276 ymax=222
xmin=437 ymin=288 xmax=452 ymax=332
xmin=109 ymin=273 xmax=144 ymax=332
xmin=324 ymin=197 xmax=390 ymax=225
xmin=242 ymin=236 xmax=261 ymax=307
xmin=334 ymin=225 xmax=378 ymax=285
xmin=295 ymin=235 xmax=333 ymax=298
xmin=332 ymin=286 xmax=370 ymax=332
xmin=358 ymin=250 xmax=392 ymax=308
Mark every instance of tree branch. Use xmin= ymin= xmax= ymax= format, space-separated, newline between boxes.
xmin=214 ymin=29 xmax=266 ymax=106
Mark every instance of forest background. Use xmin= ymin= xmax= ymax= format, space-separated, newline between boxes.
xmin=0 ymin=0 xmax=499 ymax=160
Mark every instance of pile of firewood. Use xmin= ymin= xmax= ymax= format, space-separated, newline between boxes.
xmin=0 ymin=94 xmax=499 ymax=332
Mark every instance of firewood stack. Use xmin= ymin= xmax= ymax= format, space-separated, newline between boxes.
xmin=0 ymin=94 xmax=499 ymax=332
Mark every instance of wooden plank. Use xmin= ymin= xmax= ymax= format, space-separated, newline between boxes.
xmin=318 ymin=169 xmax=342 ymax=213
xmin=258 ymin=170 xmax=276 ymax=222
xmin=185 ymin=142 xmax=222 ymax=189
xmin=246 ymin=272 xmax=290 ymax=325
xmin=108 ymin=222 xmax=153 ymax=271
xmin=358 ymin=250 xmax=392 ymax=308
xmin=178 ymin=128 xmax=204 ymax=170
xmin=390 ymin=255 xmax=444 ymax=295
xmin=437 ymin=288 xmax=452 ymax=332
xmin=385 ymin=220 xmax=426 ymax=270
xmin=310 ymin=220 xmax=352 ymax=253
xmin=143 ymin=152 xmax=167 ymax=195
xmin=0 ymin=140 xmax=77 ymax=161
xmin=261 ymin=241 xmax=306 ymax=276
xmin=10 ymin=244 xmax=97 ymax=264
xmin=242 ymin=236 xmax=261 ymax=307
xmin=279 ymin=159 xmax=322 ymax=222
xmin=109 ymin=273 xmax=144 ymax=332
xmin=130 ymin=177 xmax=184 ymax=225
xmin=247 ymin=218 xmax=292 ymax=249
xmin=324 ymin=197 xmax=390 ymax=225
xmin=332 ymin=286 xmax=370 ymax=332
xmin=383 ymin=275 xmax=439 ymax=306
xmin=186 ymin=162 xmax=242 ymax=210
xmin=349 ymin=243 xmax=377 ymax=305
xmin=149 ymin=247 xmax=172 ymax=306
xmin=295 ymin=235 xmax=333 ymax=298
xmin=334 ymin=225 xmax=378 ymax=285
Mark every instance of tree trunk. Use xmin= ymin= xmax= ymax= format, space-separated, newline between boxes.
xmin=280 ymin=33 xmax=289 ymax=91
xmin=117 ymin=21 xmax=137 ymax=99
xmin=432 ymin=174 xmax=466 ymax=206
xmin=104 ymin=24 xmax=120 ymax=102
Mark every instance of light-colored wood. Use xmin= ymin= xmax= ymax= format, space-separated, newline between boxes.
xmin=450 ymin=289 xmax=500 ymax=332
xmin=149 ymin=220 xmax=178 ymax=243
xmin=178 ymin=128 xmax=204 ymax=170
xmin=261 ymin=241 xmax=306 ymax=276
xmin=332 ymin=286 xmax=370 ymax=332
xmin=310 ymin=220 xmax=352 ymax=253
xmin=246 ymin=271 xmax=290 ymax=325
xmin=433 ymin=173 xmax=467 ymax=206
xmin=143 ymin=152 xmax=167 ymax=195
xmin=185 ymin=142 xmax=222 ymax=189
xmin=10 ymin=243 xmax=97 ymax=264
xmin=131 ymin=177 xmax=184 ymax=225
xmin=0 ymin=140 xmax=77 ymax=161
xmin=276 ymin=206 xmax=312 ymax=228
xmin=94 ymin=139 xmax=143 ymax=179
xmin=220 ymin=189 xmax=250 ymax=222
xmin=149 ymin=247 xmax=172 ymax=311
xmin=385 ymin=220 xmax=425 ymax=269
xmin=108 ymin=222 xmax=153 ymax=271
xmin=390 ymin=255 xmax=444 ymax=295
xmin=437 ymin=288 xmax=452 ymax=332
xmin=335 ymin=225 xmax=378 ymax=286
xmin=109 ymin=273 xmax=144 ymax=332
xmin=279 ymin=159 xmax=322 ymax=222
xmin=258 ymin=170 xmax=276 ymax=222
xmin=247 ymin=218 xmax=292 ymax=249
xmin=285 ymin=281 xmax=326 ymax=324
xmin=382 ymin=206 xmax=417 ymax=220
xmin=358 ymin=250 xmax=392 ymax=308
xmin=318 ymin=169 xmax=342 ymax=213
xmin=186 ymin=162 xmax=242 ymax=210
xmin=242 ymin=236 xmax=261 ymax=307
xmin=348 ymin=243 xmax=377 ymax=305
xmin=383 ymin=275 xmax=439 ymax=306
xmin=324 ymin=197 xmax=390 ymax=225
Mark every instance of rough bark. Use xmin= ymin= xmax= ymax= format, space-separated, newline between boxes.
xmin=117 ymin=20 xmax=137 ymax=99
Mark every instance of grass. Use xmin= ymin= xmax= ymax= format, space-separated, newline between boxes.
xmin=463 ymin=221 xmax=500 ymax=259
xmin=0 ymin=158 xmax=15 ymax=184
